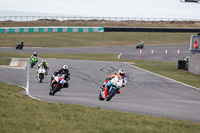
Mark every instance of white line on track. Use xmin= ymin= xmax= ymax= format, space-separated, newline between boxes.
xmin=118 ymin=53 xmax=123 ymax=59
xmin=126 ymin=63 xmax=200 ymax=91
xmin=26 ymin=59 xmax=41 ymax=100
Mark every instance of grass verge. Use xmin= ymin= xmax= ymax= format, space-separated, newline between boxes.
xmin=0 ymin=32 xmax=194 ymax=47
xmin=134 ymin=62 xmax=200 ymax=88
xmin=0 ymin=52 xmax=132 ymax=62
xmin=0 ymin=57 xmax=11 ymax=65
xmin=0 ymin=81 xmax=200 ymax=133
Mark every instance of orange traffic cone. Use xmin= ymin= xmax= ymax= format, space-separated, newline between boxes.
xmin=151 ymin=49 xmax=154 ymax=55
xmin=177 ymin=49 xmax=180 ymax=54
xmin=139 ymin=49 xmax=142 ymax=55
xmin=165 ymin=49 xmax=168 ymax=55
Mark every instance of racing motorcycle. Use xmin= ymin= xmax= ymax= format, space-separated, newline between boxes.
xmin=136 ymin=45 xmax=144 ymax=49
xmin=15 ymin=42 xmax=24 ymax=49
xmin=99 ymin=76 xmax=124 ymax=101
xmin=37 ymin=66 xmax=46 ymax=83
xmin=49 ymin=74 xmax=69 ymax=96
xmin=30 ymin=56 xmax=38 ymax=68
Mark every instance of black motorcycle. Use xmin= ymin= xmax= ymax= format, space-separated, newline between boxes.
xmin=136 ymin=45 xmax=144 ymax=49
xmin=16 ymin=42 xmax=24 ymax=49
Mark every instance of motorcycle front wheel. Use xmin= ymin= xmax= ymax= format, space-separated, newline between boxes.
xmin=39 ymin=74 xmax=44 ymax=83
xmin=106 ymin=88 xmax=115 ymax=101
xmin=99 ymin=91 xmax=105 ymax=101
xmin=31 ymin=63 xmax=34 ymax=68
xmin=51 ymin=84 xmax=59 ymax=96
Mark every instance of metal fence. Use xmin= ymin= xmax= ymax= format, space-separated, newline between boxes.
xmin=0 ymin=16 xmax=200 ymax=22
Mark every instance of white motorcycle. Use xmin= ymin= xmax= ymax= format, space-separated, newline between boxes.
xmin=99 ymin=76 xmax=126 ymax=101
xmin=37 ymin=66 xmax=46 ymax=83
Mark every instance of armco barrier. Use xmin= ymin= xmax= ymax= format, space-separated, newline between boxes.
xmin=0 ymin=27 xmax=104 ymax=33
xmin=1 ymin=27 xmax=200 ymax=33
xmin=104 ymin=27 xmax=200 ymax=32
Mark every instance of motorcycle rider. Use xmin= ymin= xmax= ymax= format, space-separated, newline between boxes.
xmin=101 ymin=69 xmax=127 ymax=98
xmin=30 ymin=52 xmax=39 ymax=63
xmin=37 ymin=60 xmax=49 ymax=75
xmin=50 ymin=65 xmax=70 ymax=88
xmin=138 ymin=41 xmax=144 ymax=47
xmin=16 ymin=41 xmax=24 ymax=49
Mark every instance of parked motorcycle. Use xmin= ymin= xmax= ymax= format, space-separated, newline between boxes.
xmin=37 ymin=66 xmax=46 ymax=83
xmin=99 ymin=76 xmax=123 ymax=101
xmin=16 ymin=42 xmax=24 ymax=49
xmin=49 ymin=74 xmax=69 ymax=96
xmin=30 ymin=56 xmax=38 ymax=68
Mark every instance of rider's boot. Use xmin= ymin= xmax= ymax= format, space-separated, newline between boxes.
xmin=117 ymin=88 xmax=121 ymax=94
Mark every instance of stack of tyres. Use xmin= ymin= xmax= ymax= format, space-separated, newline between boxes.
xmin=178 ymin=60 xmax=186 ymax=70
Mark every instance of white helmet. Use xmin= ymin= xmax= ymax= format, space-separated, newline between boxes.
xmin=118 ymin=69 xmax=125 ymax=77
xmin=34 ymin=52 xmax=37 ymax=55
xmin=62 ymin=65 xmax=68 ymax=70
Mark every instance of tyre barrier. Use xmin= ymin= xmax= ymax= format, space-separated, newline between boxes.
xmin=0 ymin=27 xmax=104 ymax=33
xmin=1 ymin=27 xmax=200 ymax=33
xmin=104 ymin=27 xmax=200 ymax=33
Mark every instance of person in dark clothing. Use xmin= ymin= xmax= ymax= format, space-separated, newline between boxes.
xmin=50 ymin=65 xmax=70 ymax=88
xmin=16 ymin=42 xmax=24 ymax=49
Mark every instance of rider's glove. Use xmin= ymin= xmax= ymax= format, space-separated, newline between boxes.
xmin=65 ymin=76 xmax=70 ymax=81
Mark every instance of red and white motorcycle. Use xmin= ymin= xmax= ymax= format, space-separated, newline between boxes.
xmin=49 ymin=74 xmax=69 ymax=96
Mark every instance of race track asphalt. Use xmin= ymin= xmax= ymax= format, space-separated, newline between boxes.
xmin=0 ymin=44 xmax=190 ymax=62
xmin=1 ymin=44 xmax=200 ymax=122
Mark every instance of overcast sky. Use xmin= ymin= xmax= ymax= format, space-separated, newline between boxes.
xmin=0 ymin=0 xmax=200 ymax=19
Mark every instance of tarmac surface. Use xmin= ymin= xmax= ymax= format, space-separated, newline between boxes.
xmin=0 ymin=44 xmax=190 ymax=62
xmin=1 ymin=44 xmax=200 ymax=122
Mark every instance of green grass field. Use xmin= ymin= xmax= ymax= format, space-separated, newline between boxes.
xmin=0 ymin=32 xmax=194 ymax=47
xmin=0 ymin=81 xmax=200 ymax=133
xmin=0 ymin=58 xmax=11 ymax=65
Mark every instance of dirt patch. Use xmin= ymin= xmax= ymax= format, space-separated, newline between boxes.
xmin=19 ymin=89 xmax=26 ymax=95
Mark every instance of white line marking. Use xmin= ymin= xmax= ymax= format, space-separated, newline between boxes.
xmin=118 ymin=53 xmax=123 ymax=59
xmin=9 ymin=58 xmax=18 ymax=66
xmin=26 ymin=59 xmax=41 ymax=100
xmin=26 ymin=59 xmax=30 ymax=95
xmin=126 ymin=63 xmax=200 ymax=91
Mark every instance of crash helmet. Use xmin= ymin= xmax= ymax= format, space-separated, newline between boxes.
xmin=62 ymin=65 xmax=68 ymax=72
xmin=141 ymin=41 xmax=144 ymax=43
xmin=33 ymin=52 xmax=37 ymax=55
xmin=118 ymin=69 xmax=125 ymax=77
xmin=42 ymin=60 xmax=46 ymax=65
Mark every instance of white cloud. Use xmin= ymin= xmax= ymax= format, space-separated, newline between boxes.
xmin=0 ymin=0 xmax=200 ymax=19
